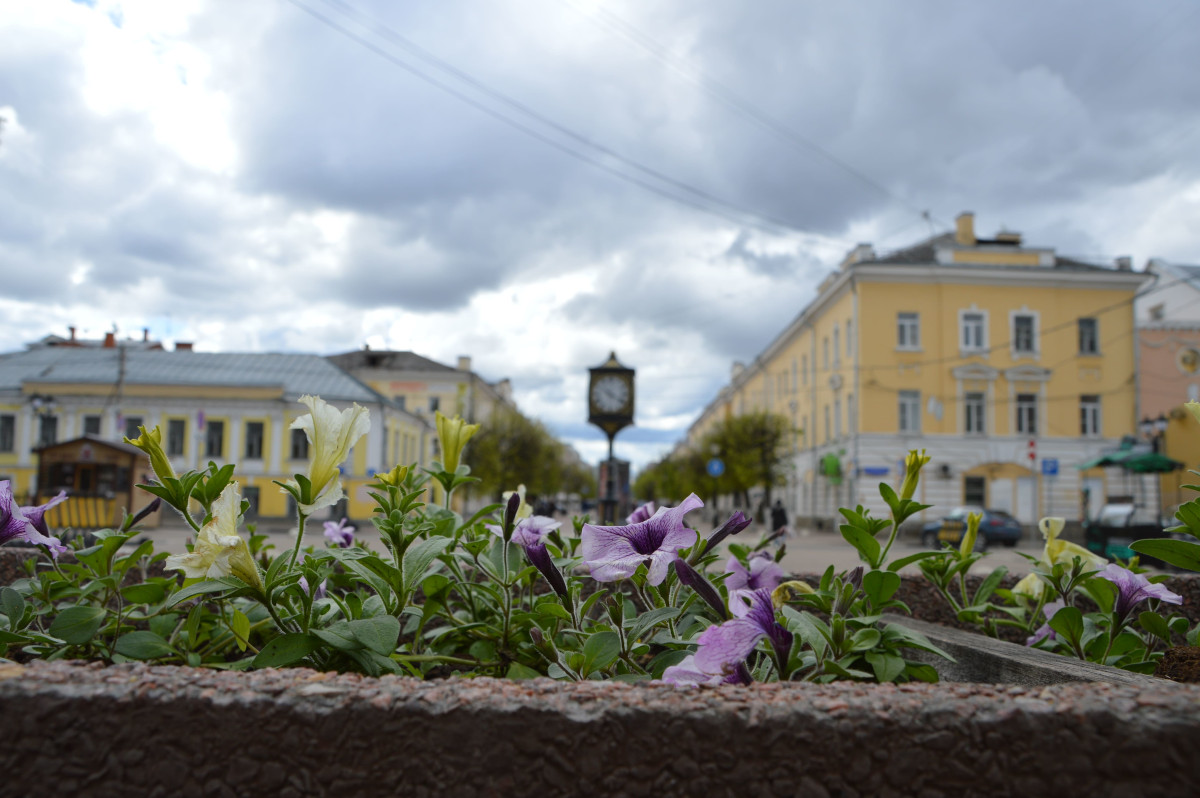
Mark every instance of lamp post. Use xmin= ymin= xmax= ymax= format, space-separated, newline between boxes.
xmin=587 ymin=353 xmax=635 ymax=525
xmin=1139 ymin=413 xmax=1169 ymax=526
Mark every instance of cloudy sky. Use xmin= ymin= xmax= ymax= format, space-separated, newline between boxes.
xmin=3 ymin=0 xmax=1199 ymax=469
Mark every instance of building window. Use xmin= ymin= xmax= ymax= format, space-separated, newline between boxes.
xmin=832 ymin=327 xmax=840 ymax=367
xmin=242 ymin=486 xmax=261 ymax=519
xmin=897 ymin=313 xmax=920 ymax=350
xmin=791 ymin=358 xmax=797 ymax=393
xmin=38 ymin=416 xmax=58 ymax=448
xmin=964 ymin=476 xmax=986 ymax=506
xmin=123 ymin=416 xmax=144 ymax=441
xmin=394 ymin=395 xmax=406 ymax=411
xmin=833 ymin=397 xmax=842 ymax=438
xmin=82 ymin=415 xmax=102 ymax=436
xmin=205 ymin=420 xmax=225 ymax=459
xmin=290 ymin=428 xmax=309 ymax=460
xmin=429 ymin=396 xmax=440 ymax=413
xmin=1016 ymin=394 xmax=1038 ymax=435
xmin=846 ymin=320 xmax=853 ymax=358
xmin=964 ymin=392 xmax=985 ymax=435
xmin=846 ymin=393 xmax=854 ymax=434
xmin=824 ymin=405 xmax=831 ymax=442
xmin=1078 ymin=318 xmax=1098 ymax=354
xmin=898 ymin=391 xmax=921 ymax=433
xmin=244 ymin=421 xmax=265 ymax=459
xmin=801 ymin=355 xmax=808 ymax=386
xmin=961 ymin=312 xmax=986 ymax=352
xmin=823 ymin=337 xmax=829 ymax=370
xmin=1013 ymin=314 xmax=1037 ymax=355
xmin=1080 ymin=395 xmax=1101 ymax=436
xmin=167 ymin=419 xmax=186 ymax=456
xmin=0 ymin=415 xmax=13 ymax=453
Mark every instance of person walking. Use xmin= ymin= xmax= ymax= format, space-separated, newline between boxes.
xmin=770 ymin=499 xmax=788 ymax=533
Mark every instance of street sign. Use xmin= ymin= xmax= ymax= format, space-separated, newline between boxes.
xmin=706 ymin=458 xmax=725 ymax=477
xmin=1041 ymin=458 xmax=1059 ymax=477
xmin=1027 ymin=439 xmax=1036 ymax=462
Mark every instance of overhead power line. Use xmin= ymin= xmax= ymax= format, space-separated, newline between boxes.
xmin=284 ymin=0 xmax=861 ymax=246
xmin=556 ymin=0 xmax=941 ymax=227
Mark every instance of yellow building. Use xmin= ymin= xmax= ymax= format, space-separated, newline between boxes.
xmin=687 ymin=212 xmax=1149 ymax=525
xmin=0 ymin=345 xmax=432 ymax=523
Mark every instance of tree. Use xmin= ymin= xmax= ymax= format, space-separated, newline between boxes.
xmin=465 ymin=407 xmax=593 ymax=502
xmin=701 ymin=411 xmax=794 ymax=514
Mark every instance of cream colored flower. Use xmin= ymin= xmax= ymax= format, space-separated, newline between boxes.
xmin=1014 ymin=517 xmax=1107 ymax=601
xmin=899 ymin=449 xmax=931 ymax=501
xmin=165 ymin=482 xmax=264 ymax=592
xmin=434 ymin=411 xmax=480 ymax=474
xmin=287 ymin=395 xmax=371 ymax=514
xmin=502 ymin=484 xmax=533 ymax=521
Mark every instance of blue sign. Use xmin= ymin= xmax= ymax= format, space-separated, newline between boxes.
xmin=1041 ymin=458 xmax=1059 ymax=477
xmin=706 ymin=458 xmax=725 ymax=477
xmin=861 ymin=466 xmax=890 ymax=477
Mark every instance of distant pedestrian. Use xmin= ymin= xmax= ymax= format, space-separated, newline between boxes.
xmin=770 ymin=500 xmax=788 ymax=533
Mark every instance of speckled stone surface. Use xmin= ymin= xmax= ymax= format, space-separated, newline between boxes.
xmin=2 ymin=660 xmax=1199 ymax=797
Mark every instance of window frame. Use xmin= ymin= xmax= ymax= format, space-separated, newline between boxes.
xmin=1011 ymin=311 xmax=1039 ymax=357
xmin=963 ymin=392 xmax=986 ymax=435
xmin=166 ymin=419 xmax=186 ymax=456
xmin=290 ymin=427 xmax=309 ymax=460
xmin=204 ymin=420 xmax=225 ymax=459
xmin=244 ymin=421 xmax=265 ymax=460
xmin=1080 ymin=395 xmax=1101 ymax=437
xmin=897 ymin=312 xmax=921 ymax=351
xmin=1015 ymin=393 xmax=1038 ymax=435
xmin=959 ymin=309 xmax=988 ymax=354
xmin=898 ymin=390 xmax=921 ymax=433
xmin=1078 ymin=318 xmax=1099 ymax=355
xmin=0 ymin=415 xmax=14 ymax=453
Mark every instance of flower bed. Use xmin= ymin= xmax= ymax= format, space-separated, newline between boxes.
xmin=2 ymin=659 xmax=1199 ymax=798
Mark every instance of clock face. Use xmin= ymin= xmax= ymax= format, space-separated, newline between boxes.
xmin=591 ymin=375 xmax=630 ymax=413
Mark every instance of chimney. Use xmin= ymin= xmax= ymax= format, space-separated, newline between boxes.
xmin=1115 ymin=256 xmax=1132 ymax=271
xmin=176 ymin=342 xmax=193 ymax=351
xmin=143 ymin=327 xmax=150 ymax=342
xmin=68 ymin=326 xmax=76 ymax=341
xmin=103 ymin=332 xmax=116 ymax=348
xmin=994 ymin=230 xmax=1022 ymax=246
xmin=457 ymin=355 xmax=472 ymax=372
xmin=955 ymin=212 xmax=976 ymax=246
xmin=840 ymin=243 xmax=876 ymax=269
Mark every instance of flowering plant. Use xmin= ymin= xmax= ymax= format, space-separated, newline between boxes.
xmin=1 ymin=398 xmax=958 ymax=684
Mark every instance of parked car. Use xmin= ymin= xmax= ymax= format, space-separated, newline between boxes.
xmin=920 ymin=507 xmax=1023 ymax=550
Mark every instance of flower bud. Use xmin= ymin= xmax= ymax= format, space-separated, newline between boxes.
xmin=374 ymin=464 xmax=410 ymax=488
xmin=771 ymin=580 xmax=815 ymax=609
xmin=899 ymin=449 xmax=930 ymax=501
xmin=959 ymin=512 xmax=981 ymax=558
xmin=434 ymin=411 xmax=480 ymax=474
xmin=125 ymin=425 xmax=176 ymax=483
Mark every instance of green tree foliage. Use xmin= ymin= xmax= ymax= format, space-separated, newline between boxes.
xmin=466 ymin=407 xmax=595 ymax=501
xmin=634 ymin=412 xmax=794 ymax=511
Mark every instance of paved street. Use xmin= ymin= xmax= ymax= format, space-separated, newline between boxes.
xmin=136 ymin=512 xmax=1045 ymax=578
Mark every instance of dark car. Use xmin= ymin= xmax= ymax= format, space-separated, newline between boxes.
xmin=920 ymin=507 xmax=1023 ymax=550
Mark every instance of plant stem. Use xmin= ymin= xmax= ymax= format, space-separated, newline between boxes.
xmin=286 ymin=513 xmax=309 ymax=573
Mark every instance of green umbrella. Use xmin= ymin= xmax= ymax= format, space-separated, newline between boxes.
xmin=1118 ymin=451 xmax=1183 ymax=473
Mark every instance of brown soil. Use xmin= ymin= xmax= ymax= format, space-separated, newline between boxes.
xmin=1155 ymin=646 xmax=1200 ymax=683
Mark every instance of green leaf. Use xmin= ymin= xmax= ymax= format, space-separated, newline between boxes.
xmin=402 ymin=537 xmax=454 ymax=594
xmin=537 ymin=602 xmax=573 ymax=623
xmin=506 ymin=662 xmax=542 ymax=679
xmin=878 ymin=482 xmax=900 ymax=515
xmin=114 ymin=630 xmax=175 ymax=660
xmin=887 ymin=550 xmax=945 ymax=571
xmin=862 ymin=570 xmax=901 ymax=607
xmin=865 ymin=652 xmax=906 ymax=682
xmin=185 ymin=604 xmax=203 ymax=650
xmin=1 ymin=587 xmax=24 ymax=629
xmin=1138 ymin=610 xmax=1171 ymax=642
xmin=883 ymin=623 xmax=956 ymax=662
xmin=1129 ymin=539 xmax=1200 ymax=572
xmin=839 ymin=525 xmax=881 ymax=567
xmin=904 ymin=662 xmax=940 ymax=683
xmin=627 ymin=607 xmax=682 ymax=643
xmin=1048 ymin=606 xmax=1085 ymax=647
xmin=647 ymin=648 xmax=690 ymax=679
xmin=165 ymin=578 xmax=242 ymax=609
xmin=581 ymin=630 xmax=621 ymax=676
xmin=48 ymin=605 xmax=107 ymax=645
xmin=849 ymin=628 xmax=882 ymax=651
xmin=312 ymin=622 xmax=362 ymax=651
xmin=972 ymin=566 xmax=1008 ymax=605
xmin=253 ymin=633 xmax=321 ymax=668
xmin=347 ymin=616 xmax=401 ymax=656
xmin=121 ymin=582 xmax=167 ymax=606
xmin=823 ymin=659 xmax=872 ymax=680
xmin=230 ymin=609 xmax=251 ymax=652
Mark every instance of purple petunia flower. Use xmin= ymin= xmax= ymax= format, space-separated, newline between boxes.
xmin=1 ymin=482 xmax=68 ymax=559
xmin=725 ymin=552 xmax=785 ymax=606
xmin=581 ymin=494 xmax=703 ymax=585
xmin=626 ymin=501 xmax=657 ymax=524
xmin=692 ymin=587 xmax=793 ymax=677
xmin=662 ymin=654 xmax=752 ymax=688
xmin=1026 ymin=599 xmax=1066 ymax=646
xmin=487 ymin=516 xmax=568 ymax=597
xmin=699 ymin=511 xmax=752 ymax=557
xmin=298 ymin=575 xmax=328 ymax=600
xmin=1098 ymin=563 xmax=1183 ymax=622
xmin=323 ymin=517 xmax=355 ymax=548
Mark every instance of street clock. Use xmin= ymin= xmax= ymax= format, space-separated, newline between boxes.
xmin=588 ymin=352 xmax=635 ymax=439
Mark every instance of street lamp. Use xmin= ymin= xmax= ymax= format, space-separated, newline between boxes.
xmin=1139 ymin=414 xmax=1168 ymax=453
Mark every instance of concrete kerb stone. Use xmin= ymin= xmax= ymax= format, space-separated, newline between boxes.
xmin=2 ymin=660 xmax=1199 ymax=797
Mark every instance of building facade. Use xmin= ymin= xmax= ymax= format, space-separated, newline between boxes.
xmin=687 ymin=213 xmax=1148 ymax=526
xmin=0 ymin=344 xmax=433 ymax=522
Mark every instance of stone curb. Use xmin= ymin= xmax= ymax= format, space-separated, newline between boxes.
xmin=2 ymin=660 xmax=1199 ymax=797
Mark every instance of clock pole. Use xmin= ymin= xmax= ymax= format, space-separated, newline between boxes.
xmin=587 ymin=352 xmax=635 ymax=524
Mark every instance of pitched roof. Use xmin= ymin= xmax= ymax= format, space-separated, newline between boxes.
xmin=0 ymin=348 xmax=383 ymax=403
xmin=872 ymin=232 xmax=1110 ymax=271
xmin=326 ymin=350 xmax=457 ymax=373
